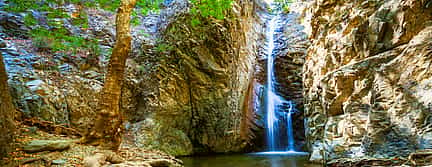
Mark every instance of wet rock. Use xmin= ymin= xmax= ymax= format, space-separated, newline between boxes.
xmin=147 ymin=159 xmax=171 ymax=167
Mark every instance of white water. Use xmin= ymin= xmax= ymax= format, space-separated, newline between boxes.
xmin=286 ymin=104 xmax=295 ymax=151
xmin=264 ymin=15 xmax=300 ymax=153
xmin=266 ymin=16 xmax=280 ymax=151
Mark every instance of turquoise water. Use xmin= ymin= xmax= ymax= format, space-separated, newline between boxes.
xmin=180 ymin=153 xmax=322 ymax=167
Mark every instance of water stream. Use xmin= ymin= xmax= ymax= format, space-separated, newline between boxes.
xmin=181 ymin=154 xmax=320 ymax=167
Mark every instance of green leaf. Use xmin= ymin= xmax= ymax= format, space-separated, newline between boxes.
xmin=191 ymin=18 xmax=201 ymax=27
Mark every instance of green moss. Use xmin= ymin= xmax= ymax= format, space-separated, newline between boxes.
xmin=189 ymin=0 xmax=233 ymax=26
xmin=30 ymin=28 xmax=99 ymax=54
xmin=71 ymin=11 xmax=89 ymax=29
xmin=24 ymin=14 xmax=38 ymax=26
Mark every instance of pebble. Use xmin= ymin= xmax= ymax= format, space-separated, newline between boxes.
xmin=52 ymin=159 xmax=67 ymax=165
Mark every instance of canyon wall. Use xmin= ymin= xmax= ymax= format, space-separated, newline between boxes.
xmin=1 ymin=0 xmax=266 ymax=156
xmin=302 ymin=0 xmax=432 ymax=162
xmin=122 ymin=0 xmax=266 ymax=155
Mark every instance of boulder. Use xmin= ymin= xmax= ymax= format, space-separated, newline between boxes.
xmin=23 ymin=140 xmax=73 ymax=153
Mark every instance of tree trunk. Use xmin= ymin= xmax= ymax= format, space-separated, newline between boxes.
xmin=83 ymin=0 xmax=136 ymax=150
xmin=0 ymin=52 xmax=15 ymax=158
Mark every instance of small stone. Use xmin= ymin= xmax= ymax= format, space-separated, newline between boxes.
xmin=147 ymin=159 xmax=171 ymax=167
xmin=52 ymin=159 xmax=67 ymax=165
xmin=26 ymin=79 xmax=44 ymax=91
xmin=0 ymin=39 xmax=6 ymax=48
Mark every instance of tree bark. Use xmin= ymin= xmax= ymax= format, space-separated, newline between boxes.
xmin=0 ymin=52 xmax=15 ymax=158
xmin=83 ymin=0 xmax=136 ymax=150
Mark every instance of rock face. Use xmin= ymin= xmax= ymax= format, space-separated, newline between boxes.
xmin=302 ymin=0 xmax=432 ymax=162
xmin=1 ymin=9 xmax=108 ymax=133
xmin=122 ymin=0 xmax=265 ymax=155
xmin=2 ymin=0 xmax=267 ymax=156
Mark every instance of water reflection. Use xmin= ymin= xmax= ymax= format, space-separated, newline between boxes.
xmin=180 ymin=153 xmax=321 ymax=167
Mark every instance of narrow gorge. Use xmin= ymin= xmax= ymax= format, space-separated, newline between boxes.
xmin=0 ymin=0 xmax=431 ymax=166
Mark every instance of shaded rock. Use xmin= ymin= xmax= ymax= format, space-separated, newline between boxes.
xmin=122 ymin=0 xmax=266 ymax=155
xmin=147 ymin=159 xmax=171 ymax=167
xmin=408 ymin=150 xmax=432 ymax=166
xmin=302 ymin=0 xmax=432 ymax=162
xmin=23 ymin=140 xmax=72 ymax=153
xmin=0 ymin=11 xmax=29 ymax=37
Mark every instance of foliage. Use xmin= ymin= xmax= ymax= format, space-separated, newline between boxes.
xmin=94 ymin=0 xmax=121 ymax=11
xmin=3 ymin=0 xmax=37 ymax=12
xmin=4 ymin=0 xmax=234 ymax=54
xmin=4 ymin=0 xmax=92 ymax=53
xmin=72 ymin=10 xmax=90 ymax=29
xmin=30 ymin=28 xmax=95 ymax=53
xmin=155 ymin=43 xmax=173 ymax=53
xmin=190 ymin=0 xmax=234 ymax=26
xmin=23 ymin=14 xmax=37 ymax=26
xmin=282 ymin=5 xmax=290 ymax=13
xmin=274 ymin=0 xmax=293 ymax=5
xmin=274 ymin=0 xmax=293 ymax=13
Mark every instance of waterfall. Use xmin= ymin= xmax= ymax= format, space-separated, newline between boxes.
xmin=286 ymin=102 xmax=295 ymax=151
xmin=265 ymin=15 xmax=296 ymax=152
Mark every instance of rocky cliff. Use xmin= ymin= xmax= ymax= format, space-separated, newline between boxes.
xmin=1 ymin=0 xmax=266 ymax=156
xmin=302 ymin=0 xmax=432 ymax=162
xmin=119 ymin=0 xmax=266 ymax=155
xmin=5 ymin=0 xmax=432 ymax=163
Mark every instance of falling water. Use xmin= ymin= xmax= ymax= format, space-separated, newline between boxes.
xmin=266 ymin=16 xmax=278 ymax=151
xmin=265 ymin=15 xmax=296 ymax=152
xmin=286 ymin=103 xmax=295 ymax=151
